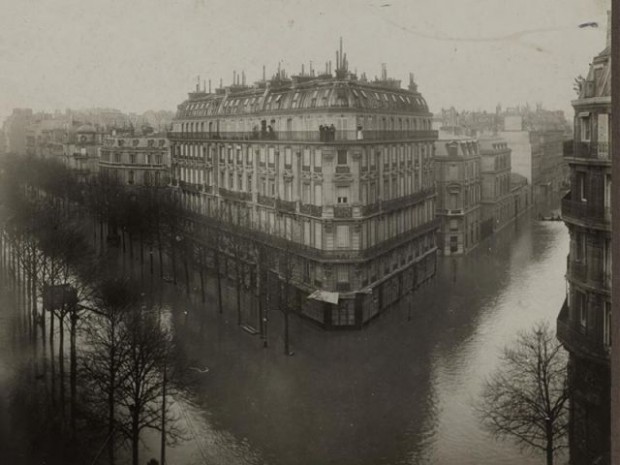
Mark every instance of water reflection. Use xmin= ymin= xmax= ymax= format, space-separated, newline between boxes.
xmin=0 ymin=217 xmax=569 ymax=465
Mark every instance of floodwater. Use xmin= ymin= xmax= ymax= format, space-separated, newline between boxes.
xmin=0 ymin=215 xmax=569 ymax=465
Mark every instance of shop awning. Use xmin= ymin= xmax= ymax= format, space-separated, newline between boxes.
xmin=308 ymin=290 xmax=339 ymax=304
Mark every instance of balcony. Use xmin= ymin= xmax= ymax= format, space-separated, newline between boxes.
xmin=333 ymin=205 xmax=353 ymax=218
xmin=570 ymin=141 xmax=611 ymax=161
xmin=276 ymin=198 xmax=296 ymax=213
xmin=300 ymin=204 xmax=322 ymax=217
xmin=361 ymin=217 xmax=440 ymax=259
xmin=361 ymin=203 xmax=379 ymax=216
xmin=380 ymin=188 xmax=434 ymax=212
xmin=219 ymin=187 xmax=251 ymax=202
xmin=257 ymin=194 xmax=275 ymax=207
xmin=556 ymin=298 xmax=609 ymax=362
xmin=566 ymin=255 xmax=610 ymax=291
xmin=168 ymin=129 xmax=438 ymax=144
xmin=561 ymin=194 xmax=610 ymax=228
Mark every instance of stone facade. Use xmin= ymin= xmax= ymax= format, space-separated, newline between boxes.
xmin=478 ymin=136 xmax=513 ymax=237
xmin=170 ymin=55 xmax=439 ymax=328
xmin=434 ymin=135 xmax=481 ymax=255
xmin=557 ymin=26 xmax=611 ymax=465
xmin=99 ymin=134 xmax=171 ymax=187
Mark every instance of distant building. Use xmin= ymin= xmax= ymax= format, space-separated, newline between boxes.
xmin=478 ymin=136 xmax=514 ymax=237
xmin=556 ymin=16 xmax=611 ymax=465
xmin=2 ymin=108 xmax=33 ymax=155
xmin=434 ymin=134 xmax=481 ymax=255
xmin=99 ymin=133 xmax=170 ymax=187
xmin=499 ymin=121 xmax=566 ymax=215
xmin=63 ymin=124 xmax=106 ymax=180
xmin=508 ymin=173 xmax=530 ymax=221
xmin=170 ymin=43 xmax=439 ymax=328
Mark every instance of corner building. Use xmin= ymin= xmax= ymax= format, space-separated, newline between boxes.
xmin=170 ymin=55 xmax=439 ymax=328
xmin=557 ymin=25 xmax=611 ymax=465
xmin=434 ymin=135 xmax=481 ymax=255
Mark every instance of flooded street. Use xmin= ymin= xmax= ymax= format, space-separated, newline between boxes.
xmin=0 ymin=216 xmax=569 ymax=465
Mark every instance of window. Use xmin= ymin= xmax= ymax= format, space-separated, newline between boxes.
xmin=156 ymin=155 xmax=162 ymax=165
xmin=449 ymin=219 xmax=458 ymax=231
xmin=303 ymin=149 xmax=310 ymax=168
xmin=580 ymin=115 xmax=591 ymax=141
xmin=337 ymin=150 xmax=347 ymax=165
xmin=302 ymin=183 xmax=311 ymax=204
xmin=575 ymin=232 xmax=586 ymax=262
xmin=577 ymin=171 xmax=587 ymax=202
xmin=336 ymin=225 xmax=350 ymax=248
xmin=237 ymin=174 xmax=243 ymax=191
xmin=129 ymin=153 xmax=136 ymax=164
xmin=285 ymin=148 xmax=292 ymax=167
xmin=304 ymin=221 xmax=311 ymax=246
xmin=314 ymin=184 xmax=322 ymax=206
xmin=336 ymin=186 xmax=349 ymax=204
xmin=284 ymin=181 xmax=293 ymax=200
xmin=314 ymin=222 xmax=322 ymax=248
xmin=115 ymin=153 xmax=121 ymax=163
xmin=449 ymin=193 xmax=459 ymax=210
xmin=247 ymin=174 xmax=252 ymax=193
xmin=577 ymin=291 xmax=587 ymax=330
xmin=337 ymin=265 xmax=349 ymax=282
xmin=369 ymin=182 xmax=376 ymax=203
xmin=128 ymin=170 xmax=134 ymax=185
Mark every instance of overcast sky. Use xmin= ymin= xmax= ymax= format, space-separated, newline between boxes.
xmin=0 ymin=0 xmax=609 ymax=122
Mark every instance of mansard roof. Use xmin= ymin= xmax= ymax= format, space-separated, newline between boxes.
xmin=577 ymin=45 xmax=611 ymax=100
xmin=176 ymin=79 xmax=430 ymax=119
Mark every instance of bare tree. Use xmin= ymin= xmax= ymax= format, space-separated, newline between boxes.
xmin=476 ymin=321 xmax=569 ymax=465
xmin=81 ymin=277 xmax=139 ymax=465
xmin=116 ymin=305 xmax=182 ymax=465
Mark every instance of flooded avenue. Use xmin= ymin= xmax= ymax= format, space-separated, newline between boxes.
xmin=0 ymin=215 xmax=568 ymax=465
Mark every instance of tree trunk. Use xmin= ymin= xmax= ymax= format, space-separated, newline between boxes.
xmin=284 ymin=310 xmax=290 ymax=356
xmin=58 ymin=312 xmax=65 ymax=423
xmin=183 ymin=255 xmax=190 ymax=297
xmin=31 ymin=254 xmax=38 ymax=348
xmin=236 ymin=258 xmax=242 ymax=326
xmin=158 ymin=239 xmax=164 ymax=279
xmin=70 ymin=311 xmax=78 ymax=439
xmin=99 ymin=220 xmax=104 ymax=254
xmin=171 ymin=241 xmax=177 ymax=285
xmin=108 ymin=359 xmax=116 ymax=465
xmin=216 ymin=254 xmax=223 ymax=314
xmin=161 ymin=362 xmax=167 ymax=465
xmin=132 ymin=413 xmax=139 ymax=465
xmin=546 ymin=420 xmax=554 ymax=465
xmin=50 ymin=309 xmax=55 ymax=406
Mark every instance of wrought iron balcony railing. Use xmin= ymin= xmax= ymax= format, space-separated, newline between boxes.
xmin=561 ymin=194 xmax=611 ymax=226
xmin=168 ymin=129 xmax=438 ymax=143
xmin=569 ymin=141 xmax=611 ymax=161
xmin=556 ymin=298 xmax=609 ymax=362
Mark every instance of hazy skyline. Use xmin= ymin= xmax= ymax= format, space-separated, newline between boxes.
xmin=0 ymin=0 xmax=609 ymax=122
